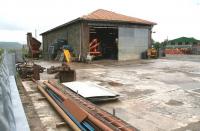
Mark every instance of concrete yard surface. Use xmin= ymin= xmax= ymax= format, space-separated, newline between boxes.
xmin=31 ymin=55 xmax=200 ymax=131
xmin=74 ymin=55 xmax=200 ymax=131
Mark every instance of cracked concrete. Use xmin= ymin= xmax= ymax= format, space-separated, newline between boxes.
xmin=73 ymin=55 xmax=200 ymax=131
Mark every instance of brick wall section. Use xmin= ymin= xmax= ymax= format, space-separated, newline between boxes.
xmin=42 ymin=23 xmax=81 ymax=60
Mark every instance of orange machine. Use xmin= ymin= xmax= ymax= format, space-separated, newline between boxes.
xmin=89 ymin=39 xmax=101 ymax=56
xmin=147 ymin=48 xmax=158 ymax=58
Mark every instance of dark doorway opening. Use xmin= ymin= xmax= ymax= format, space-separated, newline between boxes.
xmin=89 ymin=26 xmax=118 ymax=60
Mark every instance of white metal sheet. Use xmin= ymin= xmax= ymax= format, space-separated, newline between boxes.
xmin=62 ymin=81 xmax=119 ymax=98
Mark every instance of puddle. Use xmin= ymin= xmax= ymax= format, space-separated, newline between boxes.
xmin=190 ymin=71 xmax=200 ymax=75
xmin=120 ymin=89 xmax=155 ymax=98
xmin=193 ymin=89 xmax=200 ymax=93
xmin=108 ymin=81 xmax=123 ymax=86
xmin=166 ymin=99 xmax=184 ymax=106
xmin=178 ymin=82 xmax=200 ymax=91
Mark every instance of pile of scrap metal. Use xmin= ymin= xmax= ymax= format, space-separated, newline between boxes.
xmin=27 ymin=33 xmax=41 ymax=58
xmin=47 ymin=63 xmax=76 ymax=83
xmin=48 ymin=39 xmax=73 ymax=61
xmin=36 ymin=79 xmax=137 ymax=131
xmin=16 ymin=62 xmax=45 ymax=80
xmin=165 ymin=48 xmax=191 ymax=55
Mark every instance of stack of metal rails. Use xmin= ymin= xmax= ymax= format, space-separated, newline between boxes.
xmin=36 ymin=79 xmax=137 ymax=131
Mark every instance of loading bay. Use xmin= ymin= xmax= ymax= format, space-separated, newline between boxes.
xmin=22 ymin=55 xmax=200 ymax=131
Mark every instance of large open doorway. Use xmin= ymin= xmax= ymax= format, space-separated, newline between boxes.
xmin=89 ymin=26 xmax=118 ymax=60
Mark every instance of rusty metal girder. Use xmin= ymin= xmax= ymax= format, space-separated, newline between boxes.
xmin=43 ymin=81 xmax=114 ymax=131
xmin=48 ymin=80 xmax=137 ymax=131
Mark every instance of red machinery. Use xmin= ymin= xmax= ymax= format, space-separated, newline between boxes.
xmin=89 ymin=39 xmax=101 ymax=56
xmin=27 ymin=33 xmax=41 ymax=58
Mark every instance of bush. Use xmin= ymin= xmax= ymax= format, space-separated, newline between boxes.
xmin=0 ymin=48 xmax=4 ymax=62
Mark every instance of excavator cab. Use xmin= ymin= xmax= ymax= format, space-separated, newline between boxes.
xmin=147 ymin=45 xmax=158 ymax=59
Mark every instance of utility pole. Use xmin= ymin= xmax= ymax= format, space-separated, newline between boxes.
xmin=35 ymin=29 xmax=37 ymax=38
xmin=166 ymin=36 xmax=168 ymax=46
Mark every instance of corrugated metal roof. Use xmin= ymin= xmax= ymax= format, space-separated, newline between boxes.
xmin=169 ymin=37 xmax=200 ymax=43
xmin=41 ymin=9 xmax=156 ymax=35
xmin=81 ymin=9 xmax=156 ymax=25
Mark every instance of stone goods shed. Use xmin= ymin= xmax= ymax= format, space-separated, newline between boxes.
xmin=41 ymin=9 xmax=156 ymax=60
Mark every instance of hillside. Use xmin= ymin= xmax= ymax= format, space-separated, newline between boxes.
xmin=0 ymin=42 xmax=23 ymax=49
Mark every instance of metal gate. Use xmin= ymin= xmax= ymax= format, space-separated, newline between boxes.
xmin=118 ymin=27 xmax=148 ymax=60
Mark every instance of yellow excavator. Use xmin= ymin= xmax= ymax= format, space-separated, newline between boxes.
xmin=147 ymin=47 xmax=158 ymax=59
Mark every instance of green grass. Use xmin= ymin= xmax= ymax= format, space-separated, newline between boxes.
xmin=0 ymin=48 xmax=4 ymax=62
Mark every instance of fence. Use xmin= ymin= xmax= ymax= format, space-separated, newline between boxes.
xmin=0 ymin=51 xmax=29 ymax=131
xmin=192 ymin=45 xmax=200 ymax=55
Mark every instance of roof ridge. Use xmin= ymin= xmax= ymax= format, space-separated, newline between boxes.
xmin=81 ymin=9 xmax=156 ymax=25
xmin=41 ymin=9 xmax=156 ymax=35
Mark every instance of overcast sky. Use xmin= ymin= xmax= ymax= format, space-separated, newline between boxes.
xmin=0 ymin=0 xmax=199 ymax=43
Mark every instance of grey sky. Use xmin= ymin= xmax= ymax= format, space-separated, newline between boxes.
xmin=0 ymin=19 xmax=26 ymax=31
xmin=0 ymin=0 xmax=199 ymax=43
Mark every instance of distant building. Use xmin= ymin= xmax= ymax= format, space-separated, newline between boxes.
xmin=41 ymin=9 xmax=156 ymax=60
xmin=166 ymin=37 xmax=200 ymax=49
